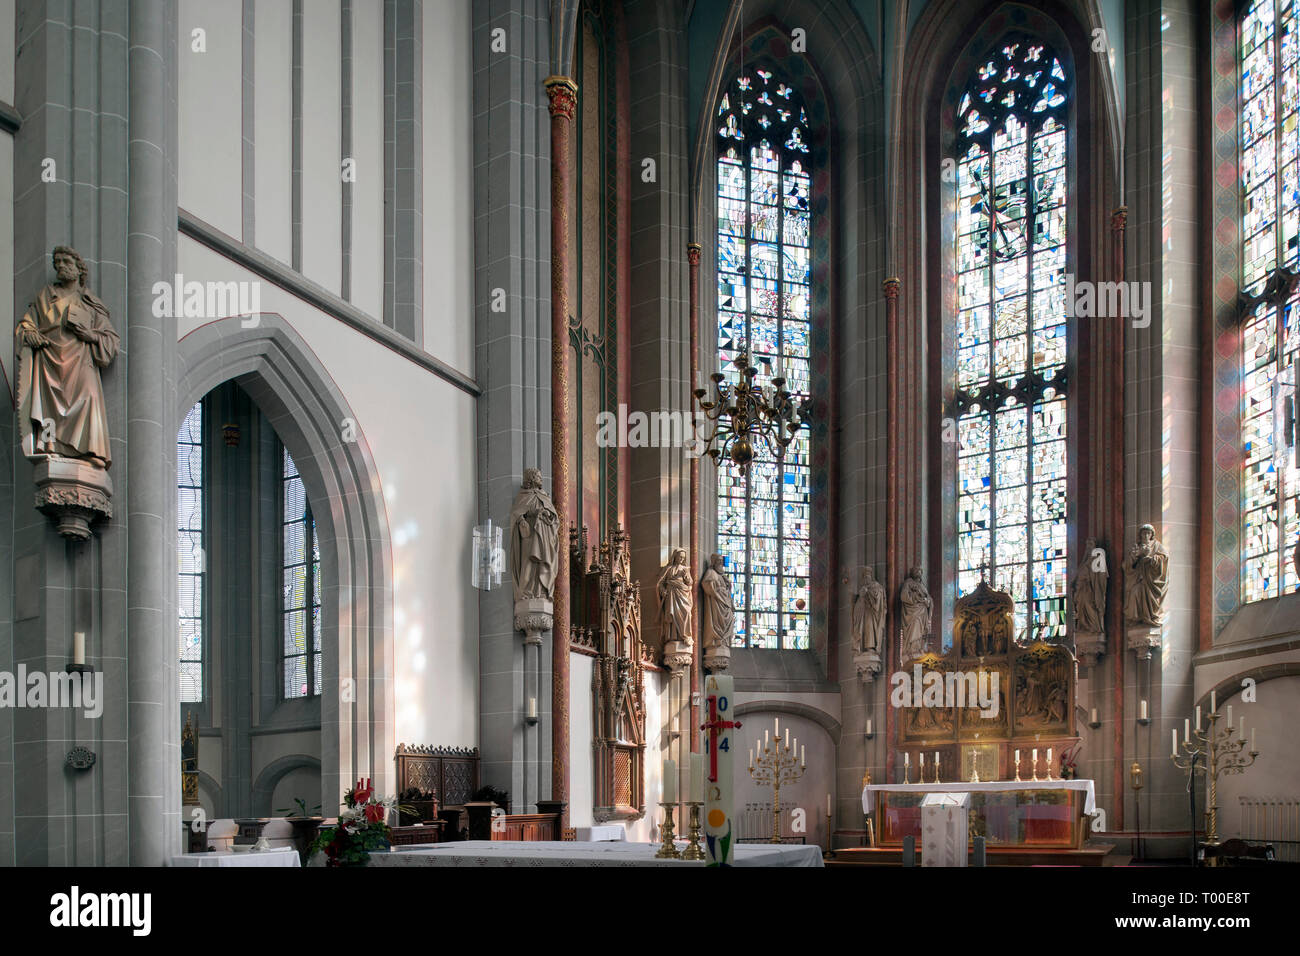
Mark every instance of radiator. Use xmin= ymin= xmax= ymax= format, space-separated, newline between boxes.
xmin=738 ymin=802 xmax=805 ymax=844
xmin=1238 ymin=796 xmax=1300 ymax=863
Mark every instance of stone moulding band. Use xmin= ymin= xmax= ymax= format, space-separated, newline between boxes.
xmin=177 ymin=209 xmax=481 ymax=398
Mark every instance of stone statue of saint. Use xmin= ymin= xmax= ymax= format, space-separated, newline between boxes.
xmin=851 ymin=566 xmax=886 ymax=656
xmin=899 ymin=566 xmax=932 ymax=663
xmin=1071 ymin=538 xmax=1108 ymax=635
xmin=698 ymin=553 xmax=734 ymax=650
xmin=508 ymin=468 xmax=559 ymax=603
xmin=16 ymin=246 xmax=119 ymax=467
xmin=1124 ymin=524 xmax=1169 ymax=628
xmin=657 ymin=547 xmax=694 ymax=650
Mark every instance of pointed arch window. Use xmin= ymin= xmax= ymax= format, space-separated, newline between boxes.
xmin=714 ymin=67 xmax=813 ymax=650
xmin=1240 ymin=0 xmax=1300 ymax=603
xmin=282 ymin=448 xmax=322 ymax=698
xmin=178 ymin=401 xmax=205 ymax=703
xmin=952 ymin=38 xmax=1070 ymax=642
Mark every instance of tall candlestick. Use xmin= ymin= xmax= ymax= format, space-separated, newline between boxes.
xmin=73 ymin=631 xmax=86 ymax=666
xmin=690 ymin=752 xmax=705 ymax=804
xmin=662 ymin=759 xmax=676 ymax=803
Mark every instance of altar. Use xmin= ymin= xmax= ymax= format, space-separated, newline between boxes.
xmin=862 ymin=780 xmax=1096 ymax=850
xmin=363 ymin=840 xmax=824 ymax=867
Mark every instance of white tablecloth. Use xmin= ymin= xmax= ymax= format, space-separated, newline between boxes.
xmin=168 ymin=847 xmax=301 ymax=868
xmin=369 ymin=840 xmax=823 ymax=867
xmin=862 ymin=779 xmax=1096 ymax=815
xmin=574 ymin=825 xmax=626 ymax=842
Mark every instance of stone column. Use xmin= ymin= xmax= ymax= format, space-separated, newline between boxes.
xmin=516 ymin=599 xmax=552 ymax=813
xmin=882 ymin=275 xmax=901 ymax=786
xmin=687 ymin=240 xmax=702 ymax=749
xmin=127 ymin=0 xmax=181 ymax=866
xmin=545 ymin=75 xmax=577 ymax=828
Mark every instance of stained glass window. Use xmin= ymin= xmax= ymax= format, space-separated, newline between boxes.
xmin=715 ymin=67 xmax=813 ymax=650
xmin=1241 ymin=2 xmax=1300 ymax=603
xmin=178 ymin=402 xmax=204 ymax=703
xmin=283 ymin=448 xmax=322 ymax=698
xmin=953 ymin=38 xmax=1070 ymax=643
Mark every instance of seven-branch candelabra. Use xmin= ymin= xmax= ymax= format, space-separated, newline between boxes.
xmin=748 ymin=719 xmax=806 ymax=843
xmin=1171 ymin=693 xmax=1259 ymax=863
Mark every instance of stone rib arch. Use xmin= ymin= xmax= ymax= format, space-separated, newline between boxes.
xmin=176 ymin=313 xmax=395 ymax=814
xmin=251 ymin=754 xmax=323 ymax=817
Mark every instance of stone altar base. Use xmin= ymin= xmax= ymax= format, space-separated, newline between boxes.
xmin=33 ymin=457 xmax=113 ymax=539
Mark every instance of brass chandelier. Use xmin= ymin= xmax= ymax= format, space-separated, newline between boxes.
xmin=692 ymin=353 xmax=811 ymax=468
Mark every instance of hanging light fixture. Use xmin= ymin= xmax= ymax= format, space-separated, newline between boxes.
xmin=472 ymin=519 xmax=504 ymax=590
xmin=692 ymin=352 xmax=812 ymax=468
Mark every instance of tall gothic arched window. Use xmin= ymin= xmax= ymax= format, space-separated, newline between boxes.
xmin=715 ymin=66 xmax=813 ymax=650
xmin=282 ymin=447 xmax=322 ymax=698
xmin=952 ymin=37 xmax=1070 ymax=642
xmin=178 ymin=401 xmax=205 ymax=703
xmin=1240 ymin=0 xmax=1300 ymax=603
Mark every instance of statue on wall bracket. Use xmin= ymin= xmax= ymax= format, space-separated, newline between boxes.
xmin=16 ymin=246 xmax=119 ymax=539
xmin=851 ymin=566 xmax=886 ymax=681
xmin=698 ymin=552 xmax=734 ymax=672
xmin=1071 ymin=538 xmax=1108 ymax=667
xmin=509 ymin=467 xmax=558 ymax=640
xmin=1124 ymin=523 xmax=1169 ymax=660
xmin=657 ymin=548 xmax=694 ymax=671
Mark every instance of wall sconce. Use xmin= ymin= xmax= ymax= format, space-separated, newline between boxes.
xmin=66 ymin=630 xmax=93 ymax=675
xmin=472 ymin=520 xmax=504 ymax=590
xmin=864 ymin=717 xmax=875 ymax=740
xmin=1088 ymin=708 xmax=1101 ymax=729
xmin=525 ymin=696 xmax=538 ymax=726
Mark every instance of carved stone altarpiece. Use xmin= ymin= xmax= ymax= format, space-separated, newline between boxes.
xmin=570 ymin=526 xmax=647 ymax=822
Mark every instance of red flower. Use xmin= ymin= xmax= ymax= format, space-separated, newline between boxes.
xmin=353 ymin=778 xmax=373 ymax=804
xmin=364 ymin=803 xmax=386 ymax=823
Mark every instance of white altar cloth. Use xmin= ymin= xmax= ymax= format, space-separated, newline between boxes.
xmin=168 ymin=847 xmax=301 ymax=868
xmin=368 ymin=840 xmax=823 ymax=867
xmin=574 ymin=825 xmax=626 ymax=841
xmin=862 ymin=779 xmax=1096 ymax=815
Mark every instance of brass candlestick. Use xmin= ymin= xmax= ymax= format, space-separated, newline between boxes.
xmin=1172 ymin=709 xmax=1260 ymax=866
xmin=655 ymin=802 xmax=681 ymax=859
xmin=1014 ymin=753 xmax=1022 ymax=782
xmin=681 ymin=803 xmax=704 ymax=860
xmin=1030 ymin=754 xmax=1039 ymax=782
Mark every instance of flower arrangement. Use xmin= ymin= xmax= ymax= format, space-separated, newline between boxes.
xmin=311 ymin=778 xmax=405 ymax=866
xmin=1059 ymin=741 xmax=1082 ymax=780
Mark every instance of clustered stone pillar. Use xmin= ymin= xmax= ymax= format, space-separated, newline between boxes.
xmin=545 ymin=75 xmax=577 ymax=829
xmin=687 ymin=240 xmax=702 ymax=751
xmin=881 ymin=275 xmax=901 ymax=785
xmin=1109 ymin=205 xmax=1127 ymax=832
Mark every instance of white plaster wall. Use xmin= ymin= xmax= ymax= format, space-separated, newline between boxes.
xmin=177 ymin=236 xmax=480 ymax=752
xmin=254 ymin=0 xmax=293 ymax=263
xmin=0 ymin=0 xmax=14 ymax=103
xmin=569 ymin=653 xmax=594 ymax=828
xmin=301 ymin=1 xmax=343 ymax=294
xmin=421 ymin=0 xmax=473 ymax=374
xmin=625 ymin=669 xmax=666 ymax=844
xmin=178 ymin=0 xmax=243 ymax=239
xmin=351 ymin=0 xmax=385 ymax=318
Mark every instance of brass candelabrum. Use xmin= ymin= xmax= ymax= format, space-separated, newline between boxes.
xmin=1171 ymin=708 xmax=1259 ymax=865
xmin=692 ymin=353 xmax=812 ymax=468
xmin=749 ymin=735 xmax=806 ymax=843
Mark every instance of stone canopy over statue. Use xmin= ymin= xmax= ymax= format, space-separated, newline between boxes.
xmin=509 ymin=468 xmax=559 ymax=605
xmin=1124 ymin=523 xmax=1169 ymax=659
xmin=16 ymin=246 xmax=120 ymax=538
xmin=851 ymin=566 xmax=886 ymax=680
xmin=698 ymin=552 xmax=734 ymax=672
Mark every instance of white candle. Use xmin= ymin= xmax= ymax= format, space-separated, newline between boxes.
xmin=934 ymin=751 xmax=939 ymax=767
xmin=785 ymin=728 xmax=790 ymax=749
xmin=920 ymin=752 xmax=926 ymax=769
xmin=749 ymin=746 xmax=754 ymax=767
xmin=866 ymin=718 xmax=872 ymax=736
xmin=690 ymin=752 xmax=704 ymax=804
xmin=1140 ymin=699 xmax=1148 ymax=720
xmin=1226 ymin=705 xmax=1232 ymax=728
xmin=1211 ymin=690 xmax=1216 ymax=714
xmin=1196 ymin=706 xmax=1202 ymax=732
xmin=1184 ymin=718 xmax=1190 ymax=743
xmin=73 ymin=631 xmax=85 ymax=666
xmin=800 ymin=744 xmax=805 ymax=767
xmin=765 ymin=729 xmax=769 ymax=748
xmin=1090 ymin=707 xmax=1098 ymax=724
xmin=827 ymin=793 xmax=832 ymax=816
xmin=1171 ymin=729 xmax=1178 ymax=757
xmin=775 ymin=717 xmax=779 ymax=737
xmin=1015 ymin=749 xmax=1020 ymax=768
xmin=904 ymin=752 xmax=910 ymax=766
xmin=527 ymin=696 xmax=536 ymax=719
xmin=1047 ymin=747 xmax=1053 ymax=767
xmin=662 ymin=759 xmax=676 ymax=803
xmin=1032 ymin=748 xmax=1038 ymax=764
